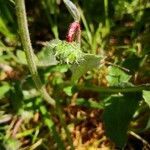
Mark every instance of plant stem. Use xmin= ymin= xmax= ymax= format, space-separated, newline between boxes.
xmin=15 ymin=0 xmax=55 ymax=106
xmin=104 ymin=0 xmax=109 ymax=29
xmin=77 ymin=84 xmax=150 ymax=93
xmin=78 ymin=7 xmax=93 ymax=51
xmin=56 ymin=104 xmax=74 ymax=150
xmin=42 ymin=0 xmax=59 ymax=38
xmin=102 ymin=0 xmax=110 ymax=49
xmin=129 ymin=131 xmax=150 ymax=149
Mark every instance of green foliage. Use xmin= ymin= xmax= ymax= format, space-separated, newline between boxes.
xmin=0 ymin=0 xmax=16 ymax=42
xmin=38 ymin=99 xmax=66 ymax=149
xmin=71 ymin=54 xmax=101 ymax=82
xmin=37 ymin=44 xmax=58 ymax=67
xmin=103 ymin=94 xmax=140 ymax=147
xmin=0 ymin=0 xmax=150 ymax=149
xmin=0 ymin=82 xmax=10 ymax=99
xmin=106 ymin=66 xmax=131 ymax=86
xmin=63 ymin=86 xmax=73 ymax=96
xmin=143 ymin=90 xmax=150 ymax=107
xmin=63 ymin=0 xmax=80 ymax=21
xmin=76 ymin=98 xmax=104 ymax=109
xmin=42 ymin=40 xmax=84 ymax=64
xmin=3 ymin=138 xmax=21 ymax=150
xmin=16 ymin=48 xmax=58 ymax=67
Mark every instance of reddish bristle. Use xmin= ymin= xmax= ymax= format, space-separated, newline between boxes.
xmin=66 ymin=22 xmax=80 ymax=42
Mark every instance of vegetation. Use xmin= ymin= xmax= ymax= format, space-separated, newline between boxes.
xmin=0 ymin=0 xmax=150 ymax=149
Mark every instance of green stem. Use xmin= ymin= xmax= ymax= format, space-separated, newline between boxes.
xmin=104 ymin=0 xmax=110 ymax=32
xmin=77 ymin=84 xmax=150 ymax=93
xmin=78 ymin=7 xmax=93 ymax=50
xmin=15 ymin=0 xmax=55 ymax=106
xmin=42 ymin=0 xmax=59 ymax=38
xmin=102 ymin=0 xmax=110 ymax=50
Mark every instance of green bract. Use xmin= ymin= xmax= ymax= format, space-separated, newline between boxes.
xmin=47 ymin=40 xmax=84 ymax=64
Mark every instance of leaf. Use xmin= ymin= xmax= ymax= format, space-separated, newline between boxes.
xmin=63 ymin=0 xmax=80 ymax=21
xmin=4 ymin=137 xmax=21 ymax=150
xmin=76 ymin=98 xmax=104 ymax=109
xmin=0 ymin=83 xmax=10 ymax=99
xmin=63 ymin=86 xmax=73 ymax=96
xmin=71 ymin=54 xmax=101 ymax=82
xmin=106 ymin=66 xmax=131 ymax=86
xmin=39 ymin=102 xmax=65 ymax=150
xmin=143 ymin=90 xmax=150 ymax=107
xmin=37 ymin=44 xmax=58 ymax=67
xmin=144 ymin=116 xmax=150 ymax=130
xmin=103 ymin=93 xmax=140 ymax=148
xmin=16 ymin=48 xmax=58 ymax=67
xmin=16 ymin=50 xmax=27 ymax=65
xmin=10 ymin=81 xmax=24 ymax=113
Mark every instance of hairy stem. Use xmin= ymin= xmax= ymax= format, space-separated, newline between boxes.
xmin=15 ymin=0 xmax=55 ymax=106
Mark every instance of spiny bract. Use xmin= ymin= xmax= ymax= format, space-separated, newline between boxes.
xmin=47 ymin=40 xmax=84 ymax=64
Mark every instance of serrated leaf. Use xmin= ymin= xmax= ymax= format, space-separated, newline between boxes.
xmin=103 ymin=94 xmax=140 ymax=148
xmin=71 ymin=54 xmax=101 ymax=82
xmin=106 ymin=66 xmax=131 ymax=86
xmin=143 ymin=90 xmax=150 ymax=107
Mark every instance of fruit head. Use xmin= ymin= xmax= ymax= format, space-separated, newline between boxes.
xmin=54 ymin=41 xmax=83 ymax=64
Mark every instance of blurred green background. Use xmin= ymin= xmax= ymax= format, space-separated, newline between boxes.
xmin=0 ymin=0 xmax=150 ymax=149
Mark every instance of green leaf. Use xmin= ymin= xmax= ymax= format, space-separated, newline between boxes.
xmin=63 ymin=0 xmax=80 ymax=21
xmin=39 ymin=103 xmax=65 ymax=150
xmin=16 ymin=48 xmax=58 ymax=67
xmin=103 ymin=93 xmax=140 ymax=148
xmin=0 ymin=1 xmax=17 ymax=42
xmin=4 ymin=138 xmax=21 ymax=150
xmin=71 ymin=54 xmax=101 ymax=82
xmin=144 ymin=116 xmax=150 ymax=130
xmin=0 ymin=83 xmax=10 ymax=99
xmin=63 ymin=86 xmax=73 ymax=96
xmin=16 ymin=50 xmax=28 ymax=64
xmin=37 ymin=44 xmax=58 ymax=67
xmin=143 ymin=90 xmax=150 ymax=107
xmin=10 ymin=81 xmax=24 ymax=113
xmin=76 ymin=98 xmax=104 ymax=109
xmin=106 ymin=66 xmax=131 ymax=86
